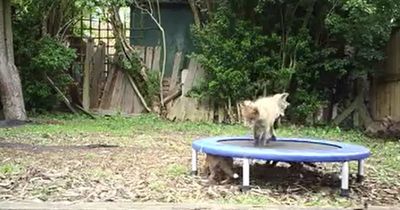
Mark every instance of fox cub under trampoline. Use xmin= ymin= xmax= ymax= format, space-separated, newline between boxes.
xmin=202 ymin=154 xmax=239 ymax=184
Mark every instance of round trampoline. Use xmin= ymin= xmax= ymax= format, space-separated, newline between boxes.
xmin=191 ymin=136 xmax=371 ymax=196
xmin=192 ymin=136 xmax=370 ymax=162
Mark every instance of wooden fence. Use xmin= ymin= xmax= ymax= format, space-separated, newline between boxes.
xmin=370 ymin=29 xmax=400 ymax=121
xmin=74 ymin=37 xmax=250 ymax=122
xmin=65 ymin=12 xmax=233 ymax=121
xmin=70 ymin=16 xmax=400 ymax=124
xmin=80 ymin=39 xmax=204 ymax=117
xmin=76 ymin=29 xmax=400 ymax=123
xmin=83 ymin=42 xmax=166 ymax=115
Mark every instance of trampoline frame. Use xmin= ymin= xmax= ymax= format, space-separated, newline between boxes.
xmin=191 ymin=136 xmax=371 ymax=196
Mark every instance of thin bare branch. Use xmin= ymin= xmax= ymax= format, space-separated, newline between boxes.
xmin=133 ymin=0 xmax=167 ymax=108
xmin=45 ymin=74 xmax=78 ymax=114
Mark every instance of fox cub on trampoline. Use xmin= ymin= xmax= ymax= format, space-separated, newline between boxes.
xmin=203 ymin=154 xmax=239 ymax=184
xmin=240 ymin=92 xmax=290 ymax=147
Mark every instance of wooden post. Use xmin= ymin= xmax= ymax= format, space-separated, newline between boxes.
xmin=145 ymin=46 xmax=154 ymax=70
xmin=169 ymin=52 xmax=183 ymax=94
xmin=152 ymin=46 xmax=161 ymax=72
xmin=89 ymin=42 xmax=106 ymax=109
xmin=83 ymin=38 xmax=94 ymax=110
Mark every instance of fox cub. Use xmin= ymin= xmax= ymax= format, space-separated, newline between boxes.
xmin=240 ymin=93 xmax=290 ymax=146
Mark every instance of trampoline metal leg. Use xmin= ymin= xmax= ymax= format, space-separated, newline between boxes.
xmin=357 ymin=159 xmax=365 ymax=183
xmin=240 ymin=158 xmax=250 ymax=192
xmin=191 ymin=149 xmax=197 ymax=175
xmin=340 ymin=161 xmax=349 ymax=197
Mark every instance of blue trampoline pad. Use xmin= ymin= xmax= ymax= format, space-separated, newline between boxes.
xmin=192 ymin=136 xmax=371 ymax=162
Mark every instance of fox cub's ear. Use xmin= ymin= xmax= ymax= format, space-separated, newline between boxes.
xmin=275 ymin=92 xmax=289 ymax=105
xmin=274 ymin=92 xmax=289 ymax=102
xmin=273 ymin=92 xmax=290 ymax=117
xmin=280 ymin=92 xmax=289 ymax=101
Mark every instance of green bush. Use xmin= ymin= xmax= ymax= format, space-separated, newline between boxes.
xmin=32 ymin=37 xmax=76 ymax=74
xmin=190 ymin=0 xmax=400 ymax=124
xmin=15 ymin=35 xmax=76 ymax=111
xmin=190 ymin=7 xmax=291 ymax=103
xmin=12 ymin=0 xmax=78 ymax=112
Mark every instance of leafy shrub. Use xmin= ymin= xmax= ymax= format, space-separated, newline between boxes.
xmin=190 ymin=0 xmax=400 ymax=124
xmin=190 ymin=7 xmax=292 ymax=104
xmin=16 ymin=36 xmax=76 ymax=111
xmin=12 ymin=0 xmax=81 ymax=112
xmin=32 ymin=37 xmax=76 ymax=74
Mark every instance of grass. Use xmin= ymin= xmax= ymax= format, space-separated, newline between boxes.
xmin=0 ymin=163 xmax=23 ymax=176
xmin=0 ymin=113 xmax=245 ymax=136
xmin=0 ymin=113 xmax=399 ymax=206
xmin=166 ymin=163 xmax=188 ymax=178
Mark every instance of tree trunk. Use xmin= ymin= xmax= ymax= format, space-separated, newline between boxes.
xmin=0 ymin=0 xmax=27 ymax=120
xmin=188 ymin=0 xmax=201 ymax=26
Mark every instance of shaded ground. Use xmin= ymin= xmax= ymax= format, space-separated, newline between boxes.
xmin=3 ymin=201 xmax=397 ymax=210
xmin=0 ymin=141 xmax=119 ymax=152
xmin=0 ymin=114 xmax=399 ymax=208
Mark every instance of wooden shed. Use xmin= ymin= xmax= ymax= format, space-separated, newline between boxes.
xmin=130 ymin=0 xmax=195 ymax=77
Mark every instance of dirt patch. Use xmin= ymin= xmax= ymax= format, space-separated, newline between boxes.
xmin=0 ymin=142 xmax=119 ymax=153
xmin=0 ymin=120 xmax=32 ymax=128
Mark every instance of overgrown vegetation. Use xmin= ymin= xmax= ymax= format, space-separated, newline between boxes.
xmin=17 ymin=35 xmax=76 ymax=110
xmin=11 ymin=0 xmax=159 ymax=112
xmin=190 ymin=0 xmax=400 ymax=124
xmin=12 ymin=0 xmax=82 ymax=112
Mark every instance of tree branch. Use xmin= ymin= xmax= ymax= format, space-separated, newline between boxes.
xmin=126 ymin=72 xmax=152 ymax=112
xmin=163 ymin=84 xmax=182 ymax=105
xmin=45 ymin=74 xmax=78 ymax=114
xmin=188 ymin=0 xmax=201 ymax=26
xmin=133 ymin=0 xmax=167 ymax=108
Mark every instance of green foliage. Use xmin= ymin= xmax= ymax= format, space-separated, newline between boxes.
xmin=145 ymin=70 xmax=161 ymax=105
xmin=190 ymin=7 xmax=291 ymax=103
xmin=13 ymin=0 xmax=77 ymax=111
xmin=190 ymin=0 xmax=400 ymax=123
xmin=32 ymin=36 xmax=76 ymax=73
xmin=325 ymin=0 xmax=397 ymax=74
xmin=119 ymin=52 xmax=142 ymax=77
xmin=12 ymin=0 xmax=154 ymax=111
xmin=17 ymin=36 xmax=76 ymax=111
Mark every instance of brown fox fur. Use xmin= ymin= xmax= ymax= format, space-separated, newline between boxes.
xmin=203 ymin=154 xmax=239 ymax=184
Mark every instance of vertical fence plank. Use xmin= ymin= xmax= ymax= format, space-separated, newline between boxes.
xmin=90 ymin=42 xmax=106 ymax=109
xmin=371 ymin=30 xmax=400 ymax=120
xmin=145 ymin=47 xmax=154 ymax=70
xmin=83 ymin=38 xmax=95 ymax=110
xmin=152 ymin=46 xmax=161 ymax=73
xmin=169 ymin=52 xmax=183 ymax=93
